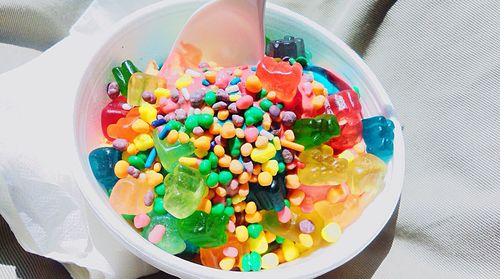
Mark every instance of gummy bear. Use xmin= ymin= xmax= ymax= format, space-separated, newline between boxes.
xmin=362 ymin=116 xmax=395 ymax=162
xmin=200 ymin=234 xmax=249 ymax=269
xmin=127 ymin=72 xmax=167 ymax=106
xmin=101 ymin=96 xmax=130 ymax=141
xmin=266 ymin=35 xmax=305 ymax=59
xmin=327 ymin=90 xmax=363 ymax=152
xmin=109 ymin=176 xmax=154 ymax=215
xmin=142 ymin=213 xmax=186 ymax=254
xmin=246 ymin=174 xmax=287 ymax=211
xmin=152 ymin=129 xmax=195 ymax=172
xmin=348 ymin=153 xmax=387 ymax=196
xmin=112 ymin=60 xmax=139 ymax=96
xmin=297 ymin=147 xmax=349 ymax=186
xmin=292 ymin=114 xmax=340 ymax=149
xmin=177 ymin=210 xmax=229 ymax=248
xmin=106 ymin=107 xmax=140 ymax=142
xmin=256 ymin=56 xmax=302 ymax=104
xmin=88 ymin=147 xmax=121 ymax=191
xmin=261 ymin=206 xmax=324 ymax=248
xmin=163 ymin=165 xmax=208 ymax=219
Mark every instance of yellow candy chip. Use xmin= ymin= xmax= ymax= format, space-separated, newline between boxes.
xmin=261 ymin=253 xmax=279 ymax=270
xmin=219 ymin=257 xmax=235 ymax=271
xmin=154 ymin=88 xmax=170 ymax=99
xmin=282 ymin=240 xmax=300 ymax=262
xmin=175 ymin=74 xmax=193 ymax=89
xmin=133 ymin=134 xmax=154 ymax=151
xmin=321 ymin=222 xmax=342 ymax=243
xmin=298 ymin=233 xmax=314 ymax=248
xmin=248 ymin=232 xmax=268 ymax=254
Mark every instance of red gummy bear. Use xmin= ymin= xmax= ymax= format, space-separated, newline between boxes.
xmin=256 ymin=56 xmax=302 ymax=104
xmin=101 ymin=96 xmax=129 ymax=141
xmin=327 ymin=90 xmax=363 ymax=152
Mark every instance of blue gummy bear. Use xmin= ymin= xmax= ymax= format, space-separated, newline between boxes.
xmin=362 ymin=116 xmax=395 ymax=163
xmin=88 ymin=147 xmax=121 ymax=191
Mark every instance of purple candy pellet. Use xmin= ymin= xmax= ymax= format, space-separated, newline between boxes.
xmin=107 ymin=82 xmax=120 ymax=99
xmin=142 ymin=91 xmax=157 ymax=104
xmin=112 ymin=138 xmax=129 ymax=151
xmin=212 ymin=101 xmax=228 ymax=111
xmin=243 ymin=161 xmax=254 ymax=173
xmin=269 ymin=105 xmax=281 ymax=118
xmin=174 ymin=109 xmax=187 ymax=121
xmin=170 ymin=89 xmax=179 ymax=102
xmin=128 ymin=166 xmax=141 ymax=178
xmin=232 ymin=115 xmax=244 ymax=127
xmin=190 ymin=90 xmax=204 ymax=107
xmin=193 ymin=126 xmax=204 ymax=136
xmin=228 ymin=103 xmax=239 ymax=114
xmin=164 ymin=112 xmax=176 ymax=122
xmin=299 ymin=219 xmax=315 ymax=234
xmin=216 ymin=89 xmax=229 ymax=102
xmin=144 ymin=190 xmax=154 ymax=206
xmin=281 ymin=111 xmax=297 ymax=126
xmin=214 ymin=135 xmax=222 ymax=145
xmin=282 ymin=149 xmax=294 ymax=164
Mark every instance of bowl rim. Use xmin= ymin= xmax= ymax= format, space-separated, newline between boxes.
xmin=73 ymin=1 xmax=405 ymax=278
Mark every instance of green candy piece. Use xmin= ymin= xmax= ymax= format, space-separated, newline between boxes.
xmin=284 ymin=199 xmax=290 ymax=208
xmin=276 ymin=103 xmax=284 ymax=109
xmin=247 ymin=223 xmax=263 ymax=239
xmin=206 ymin=172 xmax=219 ymax=188
xmin=275 ymin=235 xmax=285 ymax=244
xmin=278 ymin=162 xmax=286 ymax=173
xmin=163 ymin=165 xmax=208 ymax=219
xmin=198 ymin=159 xmax=211 ymax=175
xmin=244 ymin=106 xmax=264 ymax=126
xmin=167 ymin=120 xmax=182 ymax=131
xmin=153 ymin=197 xmax=167 ymax=215
xmin=295 ymin=56 xmax=308 ymax=67
xmin=184 ymin=115 xmax=199 ymax=132
xmin=229 ymin=138 xmax=241 ymax=157
xmin=122 ymin=214 xmax=134 ymax=220
xmin=137 ymin=151 xmax=148 ymax=162
xmin=257 ymin=88 xmax=267 ymax=100
xmin=249 ymin=252 xmax=262 ymax=271
xmin=142 ymin=214 xmax=186 ymax=254
xmin=241 ymin=254 xmax=252 ymax=272
xmin=177 ymin=211 xmax=229 ymax=248
xmin=292 ymin=114 xmax=340 ymax=149
xmin=224 ymin=206 xmax=234 ymax=217
xmin=288 ymin=57 xmax=296 ymax=65
xmin=259 ymin=98 xmax=273 ymax=112
xmin=353 ymin=85 xmax=361 ymax=96
xmin=226 ymin=197 xmax=232 ymax=205
xmin=211 ymin=203 xmax=225 ymax=215
xmin=198 ymin=114 xmax=214 ymax=129
xmin=204 ymin=91 xmax=217 ymax=106
xmin=208 ymin=152 xmax=218 ymax=169
xmin=128 ymin=155 xmax=145 ymax=170
xmin=155 ymin=183 xmax=165 ymax=196
xmin=218 ymin=170 xmax=233 ymax=185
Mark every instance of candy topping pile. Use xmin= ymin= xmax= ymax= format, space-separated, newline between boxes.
xmin=88 ymin=36 xmax=395 ymax=271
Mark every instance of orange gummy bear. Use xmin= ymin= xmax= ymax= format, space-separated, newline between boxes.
xmin=200 ymin=234 xmax=248 ymax=269
xmin=109 ymin=176 xmax=154 ymax=215
xmin=107 ymin=107 xmax=140 ymax=142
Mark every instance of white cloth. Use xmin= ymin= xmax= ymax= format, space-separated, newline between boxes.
xmin=0 ymin=0 xmax=498 ymax=278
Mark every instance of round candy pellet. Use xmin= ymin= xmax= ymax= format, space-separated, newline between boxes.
xmin=114 ymin=160 xmax=129 ymax=178
xmin=198 ymin=159 xmax=211 ymax=175
xmin=298 ymin=233 xmax=313 ymax=248
xmin=223 ymin=246 xmax=239 ymax=258
xmin=261 ymin=253 xmax=279 ymax=270
xmin=219 ymin=257 xmax=235 ymax=271
xmin=218 ymin=170 xmax=233 ymax=185
xmin=206 ymin=172 xmax=219 ymax=188
xmin=235 ymin=225 xmax=249 ymax=242
xmin=321 ymin=222 xmax=342 ymax=243
xmin=148 ymin=224 xmax=165 ymax=244
xmin=133 ymin=214 xmax=150 ymax=229
xmin=258 ymin=171 xmax=273 ymax=186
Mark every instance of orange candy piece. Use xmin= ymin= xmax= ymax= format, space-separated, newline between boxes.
xmin=200 ymin=234 xmax=249 ymax=269
xmin=107 ymin=107 xmax=141 ymax=142
xmin=256 ymin=56 xmax=302 ymax=104
xmin=109 ymin=177 xmax=154 ymax=215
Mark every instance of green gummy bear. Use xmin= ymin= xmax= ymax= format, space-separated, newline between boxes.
xmin=292 ymin=114 xmax=340 ymax=149
xmin=163 ymin=165 xmax=208 ymax=219
xmin=141 ymin=214 xmax=186 ymax=254
xmin=177 ymin=211 xmax=229 ymax=248
xmin=153 ymin=129 xmax=195 ymax=172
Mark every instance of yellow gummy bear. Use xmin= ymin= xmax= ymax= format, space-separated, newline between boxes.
xmin=297 ymin=147 xmax=349 ymax=186
xmin=348 ymin=153 xmax=387 ymax=195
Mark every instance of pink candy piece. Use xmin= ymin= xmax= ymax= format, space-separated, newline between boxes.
xmin=277 ymin=206 xmax=292 ymax=223
xmin=236 ymin=95 xmax=254 ymax=110
xmin=226 ymin=220 xmax=236 ymax=233
xmin=215 ymin=71 xmax=231 ymax=88
xmin=144 ymin=190 xmax=154 ymax=206
xmin=148 ymin=224 xmax=166 ymax=244
xmin=133 ymin=214 xmax=151 ymax=229
xmin=244 ymin=126 xmax=259 ymax=143
xmin=299 ymin=82 xmax=313 ymax=97
xmin=223 ymin=246 xmax=239 ymax=258
xmin=160 ymin=99 xmax=178 ymax=114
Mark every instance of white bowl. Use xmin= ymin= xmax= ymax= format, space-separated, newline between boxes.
xmin=74 ymin=0 xmax=405 ymax=278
